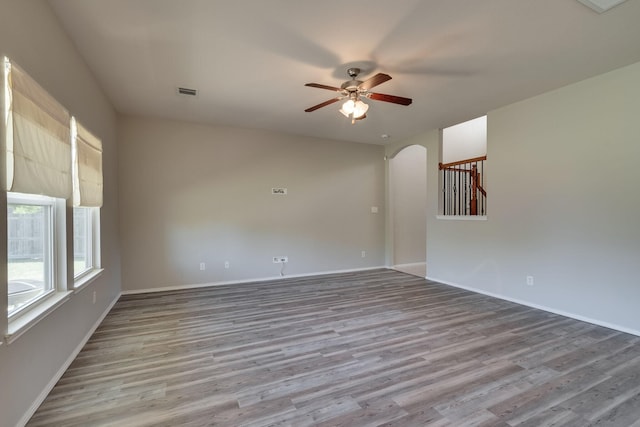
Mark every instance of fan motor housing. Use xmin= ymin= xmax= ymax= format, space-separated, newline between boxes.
xmin=341 ymin=80 xmax=362 ymax=91
xmin=341 ymin=67 xmax=363 ymax=91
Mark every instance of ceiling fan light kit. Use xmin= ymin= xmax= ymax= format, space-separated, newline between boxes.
xmin=305 ymin=67 xmax=412 ymax=124
xmin=339 ymin=99 xmax=369 ymax=118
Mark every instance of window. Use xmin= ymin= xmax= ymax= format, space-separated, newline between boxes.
xmin=71 ymin=117 xmax=102 ymax=286
xmin=7 ymin=193 xmax=56 ymax=317
xmin=2 ymin=56 xmax=103 ymax=338
xmin=73 ymin=207 xmax=90 ymax=276
xmin=73 ymin=206 xmax=100 ymax=281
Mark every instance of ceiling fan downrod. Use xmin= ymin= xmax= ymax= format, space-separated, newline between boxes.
xmin=347 ymin=68 xmax=360 ymax=79
xmin=341 ymin=68 xmax=363 ymax=92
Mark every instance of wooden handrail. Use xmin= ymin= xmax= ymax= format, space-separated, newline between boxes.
xmin=440 ymin=155 xmax=487 ymax=215
xmin=439 ymin=155 xmax=487 ymax=170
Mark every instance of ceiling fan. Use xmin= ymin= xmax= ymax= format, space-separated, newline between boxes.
xmin=304 ymin=68 xmax=413 ymax=124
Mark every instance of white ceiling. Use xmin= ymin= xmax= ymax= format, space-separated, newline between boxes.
xmin=48 ymin=0 xmax=640 ymax=145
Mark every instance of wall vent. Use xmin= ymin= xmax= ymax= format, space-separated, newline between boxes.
xmin=177 ymin=87 xmax=197 ymax=96
xmin=576 ymin=0 xmax=628 ymax=13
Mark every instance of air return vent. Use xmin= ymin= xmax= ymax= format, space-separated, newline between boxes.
xmin=576 ymin=0 xmax=628 ymax=13
xmin=177 ymin=87 xmax=197 ymax=96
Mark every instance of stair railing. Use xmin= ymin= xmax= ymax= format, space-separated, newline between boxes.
xmin=439 ymin=155 xmax=487 ymax=216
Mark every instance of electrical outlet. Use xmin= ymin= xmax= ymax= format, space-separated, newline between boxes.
xmin=526 ymin=276 xmax=534 ymax=286
xmin=361 ymin=251 xmax=366 ymax=258
xmin=200 ymin=262 xmax=206 ymax=271
xmin=224 ymin=261 xmax=230 ymax=269
xmin=273 ymin=256 xmax=288 ymax=263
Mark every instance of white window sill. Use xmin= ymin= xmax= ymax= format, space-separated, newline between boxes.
xmin=436 ymin=215 xmax=487 ymax=221
xmin=6 ymin=291 xmax=72 ymax=344
xmin=74 ymin=268 xmax=104 ymax=293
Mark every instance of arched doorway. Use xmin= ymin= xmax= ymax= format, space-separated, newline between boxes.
xmin=389 ymin=144 xmax=427 ymax=277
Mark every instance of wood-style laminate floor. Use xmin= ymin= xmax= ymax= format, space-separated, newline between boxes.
xmin=28 ymin=269 xmax=640 ymax=427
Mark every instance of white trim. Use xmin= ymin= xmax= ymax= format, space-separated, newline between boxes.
xmin=16 ymin=292 xmax=121 ymax=427
xmin=426 ymin=276 xmax=640 ymax=338
xmin=74 ymin=268 xmax=104 ymax=293
xmin=6 ymin=291 xmax=72 ymax=343
xmin=6 ymin=192 xmax=56 ymax=205
xmin=54 ymin=198 xmax=67 ymax=292
xmin=7 ymin=192 xmax=65 ymax=325
xmin=72 ymin=206 xmax=101 ymax=281
xmin=436 ymin=215 xmax=487 ymax=221
xmin=392 ymin=262 xmax=426 ymax=269
xmin=121 ymin=266 xmax=387 ymax=295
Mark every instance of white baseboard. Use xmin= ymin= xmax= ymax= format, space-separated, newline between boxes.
xmin=121 ymin=266 xmax=388 ymax=295
xmin=426 ymin=276 xmax=640 ymax=338
xmin=392 ymin=262 xmax=426 ymax=269
xmin=17 ymin=293 xmax=121 ymax=427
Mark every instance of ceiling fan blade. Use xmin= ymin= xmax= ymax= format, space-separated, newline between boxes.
xmin=368 ymin=92 xmax=413 ymax=106
xmin=305 ymin=83 xmax=342 ymax=92
xmin=305 ymin=97 xmax=341 ymax=112
xmin=359 ymin=73 xmax=392 ymax=91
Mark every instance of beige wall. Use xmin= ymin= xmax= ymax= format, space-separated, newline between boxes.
xmin=0 ymin=1 xmax=121 ymax=426
xmin=389 ymin=145 xmax=427 ymax=265
xmin=384 ymin=130 xmax=439 ymax=268
xmin=118 ymin=116 xmax=385 ymax=291
xmin=442 ymin=116 xmax=487 ymax=164
xmin=390 ymin=61 xmax=640 ymax=334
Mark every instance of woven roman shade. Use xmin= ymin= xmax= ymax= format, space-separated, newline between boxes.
xmin=73 ymin=120 xmax=103 ymax=207
xmin=4 ymin=58 xmax=72 ymax=199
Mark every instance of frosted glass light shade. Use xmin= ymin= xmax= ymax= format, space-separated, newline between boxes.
xmin=339 ymin=99 xmax=368 ymax=118
xmin=352 ymin=100 xmax=369 ymax=118
xmin=339 ymin=100 xmax=354 ymax=117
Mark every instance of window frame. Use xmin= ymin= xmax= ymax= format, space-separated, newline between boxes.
xmin=7 ymin=192 xmax=57 ymax=318
xmin=73 ymin=206 xmax=92 ymax=278
xmin=5 ymin=193 xmax=71 ymax=342
xmin=73 ymin=206 xmax=102 ymax=290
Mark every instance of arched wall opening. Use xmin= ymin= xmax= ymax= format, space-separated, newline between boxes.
xmin=388 ymin=144 xmax=427 ymax=277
